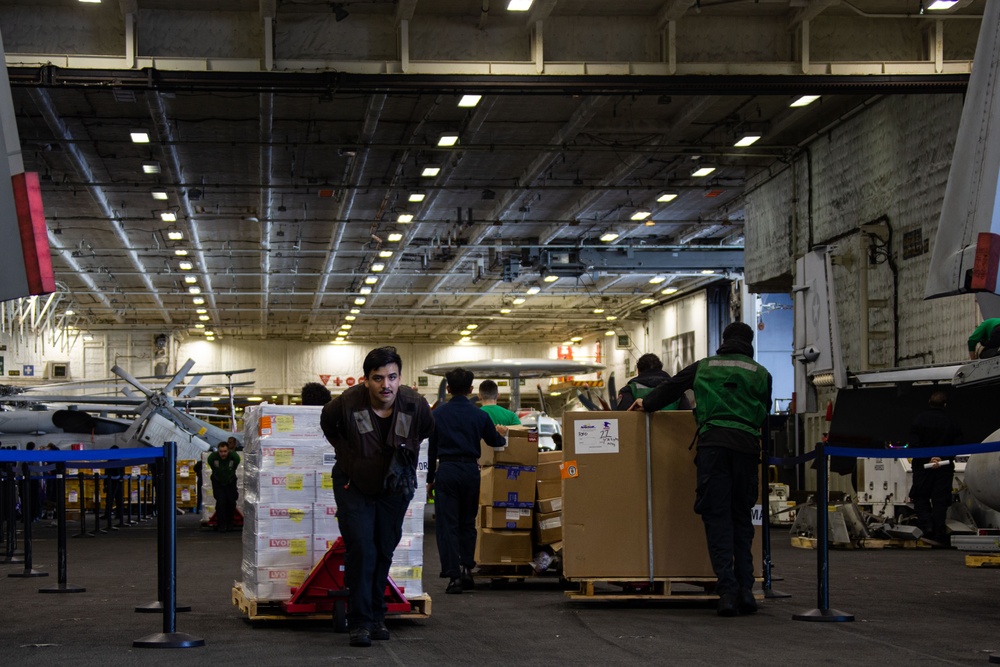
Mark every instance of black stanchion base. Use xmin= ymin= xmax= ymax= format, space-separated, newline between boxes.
xmin=39 ymin=582 xmax=86 ymax=593
xmin=2 ymin=556 xmax=25 ymax=564
xmin=792 ymin=608 xmax=854 ymax=622
xmin=135 ymin=601 xmax=193 ymax=613
xmin=72 ymin=533 xmax=95 ymax=539
xmin=765 ymin=588 xmax=792 ymax=599
xmin=988 ymin=653 xmax=1000 ymax=664
xmin=9 ymin=569 xmax=49 ymax=578
xmin=132 ymin=632 xmax=205 ymax=649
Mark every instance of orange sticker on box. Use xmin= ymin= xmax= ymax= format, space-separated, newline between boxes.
xmin=259 ymin=415 xmax=273 ymax=436
xmin=560 ymin=461 xmax=579 ymax=479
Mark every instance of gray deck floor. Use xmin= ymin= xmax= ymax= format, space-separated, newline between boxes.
xmin=2 ymin=509 xmax=1000 ymax=666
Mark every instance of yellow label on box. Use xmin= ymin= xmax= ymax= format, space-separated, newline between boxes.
xmin=286 ymin=474 xmax=303 ymax=491
xmin=68 ymin=490 xmax=78 ymax=503
xmin=276 ymin=415 xmax=295 ymax=432
xmin=289 ymin=539 xmax=307 ymax=556
xmin=179 ymin=465 xmax=190 ymax=478
xmin=273 ymin=449 xmax=293 ymax=466
xmin=288 ymin=509 xmax=305 ymax=523
xmin=288 ymin=569 xmax=307 ymax=587
xmin=181 ymin=489 xmax=191 ymax=501
xmin=320 ymin=473 xmax=333 ymax=490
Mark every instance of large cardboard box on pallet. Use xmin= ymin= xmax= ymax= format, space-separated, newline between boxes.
xmin=562 ymin=411 xmax=762 ymax=579
xmin=536 ymin=450 xmax=562 ymax=481
xmin=475 ymin=528 xmax=532 ymax=564
xmin=479 ymin=505 xmax=533 ymax=530
xmin=479 ymin=427 xmax=539 ymax=467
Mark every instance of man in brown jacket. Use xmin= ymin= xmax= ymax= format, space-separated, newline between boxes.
xmin=321 ymin=346 xmax=434 ymax=647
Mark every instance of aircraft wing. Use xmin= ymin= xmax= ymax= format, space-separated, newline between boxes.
xmin=423 ymin=358 xmax=605 ymax=378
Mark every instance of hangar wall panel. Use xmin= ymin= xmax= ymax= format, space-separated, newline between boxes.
xmin=745 ymin=94 xmax=978 ymax=372
xmin=139 ymin=11 xmax=261 ymax=59
xmin=0 ymin=6 xmax=123 ymax=56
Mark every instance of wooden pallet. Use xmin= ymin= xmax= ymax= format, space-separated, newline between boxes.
xmin=790 ymin=536 xmax=927 ymax=550
xmin=965 ymin=554 xmax=1000 ymax=568
xmin=231 ymin=584 xmax=431 ymax=622
xmin=565 ymin=577 xmax=761 ymax=602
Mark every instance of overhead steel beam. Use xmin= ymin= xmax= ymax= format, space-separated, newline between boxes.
xmin=524 ymin=246 xmax=744 ymax=276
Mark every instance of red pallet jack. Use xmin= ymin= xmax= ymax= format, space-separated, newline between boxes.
xmin=204 ymin=508 xmax=244 ymax=529
xmin=282 ymin=537 xmax=412 ymax=632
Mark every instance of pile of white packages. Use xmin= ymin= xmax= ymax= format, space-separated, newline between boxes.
xmin=239 ymin=403 xmax=427 ymax=601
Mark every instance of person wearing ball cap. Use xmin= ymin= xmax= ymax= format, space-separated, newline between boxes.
xmin=631 ymin=321 xmax=771 ymax=617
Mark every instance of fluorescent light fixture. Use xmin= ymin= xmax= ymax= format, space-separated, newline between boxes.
xmin=196 ymin=308 xmax=207 ymax=314
xmin=460 ymin=330 xmax=471 ymax=336
xmin=691 ymin=166 xmax=716 ymax=178
xmin=408 ymin=192 xmax=425 ymax=203
xmin=179 ymin=261 xmax=193 ymax=270
xmin=151 ymin=190 xmax=168 ymax=200
xmin=543 ymin=275 xmax=559 ymax=283
xmin=359 ymin=286 xmax=372 ymax=295
xmin=378 ymin=250 xmax=393 ymax=258
xmin=130 ymin=130 xmax=150 ymax=144
xmin=570 ymin=336 xmax=583 ymax=342
xmin=499 ymin=308 xmax=512 ymax=314
xmin=160 ymin=212 xmax=177 ymax=222
xmin=195 ymin=323 xmax=205 ymax=329
xmin=437 ymin=133 xmax=460 ymax=147
xmin=397 ymin=213 xmax=414 ymax=223
xmin=630 ymin=210 xmax=651 ymax=221
xmin=65 ymin=309 xmax=75 ymax=316
xmin=421 ymin=166 xmax=441 ymax=178
xmin=142 ymin=162 xmax=161 ymax=174
xmin=341 ymin=324 xmax=352 ymax=330
xmin=734 ymin=134 xmax=762 ymax=147
xmin=364 ymin=276 xmax=378 ymax=285
xmin=350 ymin=308 xmax=361 ymax=314
xmin=188 ymin=286 xmax=201 ymax=294
xmin=701 ymin=269 xmax=716 ymax=274
xmin=649 ymin=275 xmax=666 ymax=284
xmin=184 ymin=276 xmax=197 ymax=284
xmin=790 ymin=95 xmax=820 ymax=108
xmin=458 ymin=94 xmax=482 ymax=108
xmin=605 ymin=315 xmax=617 ymax=321
xmin=174 ymin=249 xmax=188 ymax=256
xmin=661 ymin=287 xmax=679 ymax=295
xmin=512 ymin=297 xmax=526 ymax=305
xmin=198 ymin=315 xmax=210 ymax=322
xmin=247 ymin=396 xmax=262 ymax=402
xmin=388 ymin=233 xmax=403 ymax=242
xmin=345 ymin=315 xmax=356 ymax=321
xmin=371 ymin=262 xmax=385 ymax=272
xmin=657 ymin=191 xmax=678 ymax=203
xmin=507 ymin=0 xmax=533 ymax=10
xmin=593 ymin=308 xmax=604 ymax=314
xmin=928 ymin=0 xmax=959 ymax=7
xmin=204 ymin=331 xmax=214 ymax=337
xmin=640 ymin=298 xmax=656 ymax=305
xmin=600 ymin=232 xmax=619 ymax=242
xmin=167 ymin=231 xmax=184 ymax=240
xmin=605 ymin=330 xmax=616 ymax=336
xmin=526 ymin=286 xmax=541 ymax=295
xmin=354 ymin=297 xmax=367 ymax=305
xmin=467 ymin=324 xmax=478 ymax=329
xmin=79 ymin=0 xmax=102 ymax=3
xmin=192 ymin=296 xmax=205 ymax=305
xmin=205 ymin=336 xmax=216 ymax=341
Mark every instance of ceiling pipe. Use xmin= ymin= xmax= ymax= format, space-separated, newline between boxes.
xmin=259 ymin=92 xmax=274 ymax=336
xmin=29 ymin=89 xmax=171 ymax=324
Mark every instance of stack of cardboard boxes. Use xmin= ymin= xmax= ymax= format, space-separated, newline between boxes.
xmin=239 ymin=404 xmax=428 ymax=601
xmin=533 ymin=450 xmax=563 ymax=549
xmin=474 ymin=427 xmax=538 ymax=565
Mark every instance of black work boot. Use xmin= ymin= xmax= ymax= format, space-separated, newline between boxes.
xmin=370 ymin=620 xmax=390 ymax=641
xmin=460 ymin=566 xmax=475 ymax=590
xmin=349 ymin=627 xmax=371 ymax=647
xmin=717 ymin=592 xmax=739 ymax=617
xmin=737 ymin=588 xmax=758 ymax=614
xmin=446 ymin=577 xmax=463 ymax=594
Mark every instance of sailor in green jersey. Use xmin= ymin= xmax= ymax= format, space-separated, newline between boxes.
xmin=630 ymin=322 xmax=771 ymax=618
xmin=477 ymin=379 xmax=521 ymax=427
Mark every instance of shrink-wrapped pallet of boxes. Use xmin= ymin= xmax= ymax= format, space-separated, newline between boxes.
xmin=237 ymin=403 xmax=429 ymax=603
xmin=474 ymin=427 xmax=537 ymax=565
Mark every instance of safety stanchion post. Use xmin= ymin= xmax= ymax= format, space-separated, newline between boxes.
xmin=792 ymin=441 xmax=853 ymax=622
xmin=133 ymin=441 xmax=204 ymax=649
xmin=136 ymin=453 xmax=191 ymax=614
xmin=4 ymin=461 xmax=24 ymax=564
xmin=762 ymin=416 xmax=790 ymax=599
xmin=9 ymin=462 xmax=48 ymax=579
xmin=125 ymin=472 xmax=134 ymax=526
xmin=39 ymin=462 xmax=85 ymax=594
xmin=94 ymin=470 xmax=106 ymax=534
xmin=73 ymin=469 xmax=93 ymax=539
